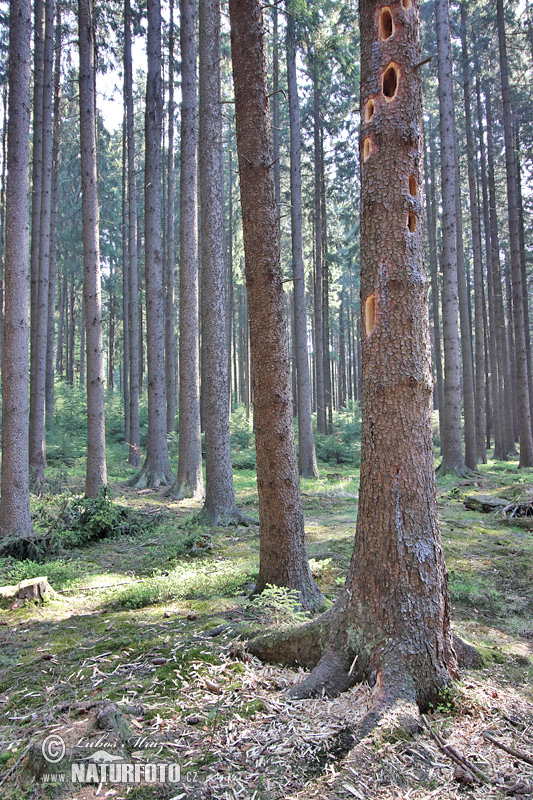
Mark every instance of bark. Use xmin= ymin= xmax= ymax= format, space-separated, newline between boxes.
xmin=29 ymin=0 xmax=44 ymax=418
xmin=460 ymin=4 xmax=486 ymax=463
xmin=287 ymin=6 xmax=319 ymax=479
xmin=423 ymin=114 xmax=444 ymax=439
xmin=249 ymin=0 xmax=456 ymax=714
xmin=514 ymin=124 xmax=533 ymax=434
xmin=165 ymin=0 xmax=177 ymax=434
xmin=29 ymin=0 xmax=53 ymax=486
xmin=199 ymin=0 xmax=240 ymax=523
xmin=312 ymin=73 xmax=326 ymax=435
xmin=485 ymin=80 xmax=514 ymax=458
xmin=455 ymin=149 xmax=477 ymax=469
xmin=79 ymin=0 xmax=107 ymax=497
xmin=0 ymin=0 xmax=34 ymax=539
xmin=229 ymin=0 xmax=322 ymax=610
xmin=124 ymin=0 xmax=141 ymax=468
xmin=130 ymin=0 xmax=173 ymax=488
xmin=122 ymin=109 xmax=130 ymax=446
xmin=496 ymin=0 xmax=533 ymax=467
xmin=172 ymin=0 xmax=203 ymax=500
xmin=435 ymin=0 xmax=464 ymax=475
xmin=45 ymin=3 xmax=61 ymax=429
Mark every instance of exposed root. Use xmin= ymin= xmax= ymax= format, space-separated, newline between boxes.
xmin=126 ymin=464 xmax=174 ymax=489
xmin=195 ymin=506 xmax=257 ymax=527
xmin=453 ymin=632 xmax=483 ymax=669
xmin=436 ymin=461 xmax=478 ymax=478
xmin=246 ymin=608 xmax=335 ymax=669
xmin=289 ymin=648 xmax=359 ymax=699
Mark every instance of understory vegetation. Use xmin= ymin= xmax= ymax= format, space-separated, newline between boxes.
xmin=0 ymin=397 xmax=532 ymax=799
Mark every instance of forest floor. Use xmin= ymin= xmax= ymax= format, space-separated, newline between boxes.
xmin=0 ymin=459 xmax=532 ymax=800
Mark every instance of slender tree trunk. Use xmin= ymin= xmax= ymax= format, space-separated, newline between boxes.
xmin=424 ymin=114 xmax=444 ymax=441
xmin=165 ymin=0 xmax=177 ymax=433
xmin=79 ymin=297 xmax=85 ymax=388
xmin=108 ymin=267 xmax=115 ymax=390
xmin=199 ymin=0 xmax=242 ymax=523
xmin=122 ymin=109 xmax=130 ymax=446
xmin=455 ymin=147 xmax=477 ymax=469
xmin=29 ymin=0 xmax=44 ymax=412
xmin=0 ymin=85 xmax=7 ymax=375
xmin=45 ymin=3 xmax=61 ymax=429
xmin=460 ymin=3 xmax=486 ymax=463
xmin=172 ymin=0 xmax=203 ymax=499
xmin=287 ymin=6 xmax=319 ymax=478
xmin=56 ymin=270 xmax=65 ymax=378
xmin=496 ymin=0 xmax=533 ymax=467
xmin=79 ymin=0 xmax=107 ymax=497
xmin=29 ymin=0 xmax=53 ymax=485
xmin=0 ymin=0 xmax=34 ymax=539
xmin=485 ymin=80 xmax=514 ymax=458
xmin=312 ymin=73 xmax=326 ymax=435
xmin=229 ymin=0 xmax=322 ymax=609
xmin=124 ymin=0 xmax=140 ymax=467
xmin=131 ymin=0 xmax=173 ymax=487
xmin=68 ymin=276 xmax=75 ymax=385
xmin=435 ymin=0 xmax=464 ymax=475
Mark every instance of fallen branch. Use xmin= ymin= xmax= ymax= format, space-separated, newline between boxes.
xmin=0 ymin=743 xmax=32 ymax=788
xmin=421 ymin=716 xmax=490 ymax=785
xmin=483 ymin=730 xmax=533 ymax=767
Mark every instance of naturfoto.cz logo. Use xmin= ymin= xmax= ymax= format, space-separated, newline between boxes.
xmin=41 ymin=734 xmax=181 ymax=785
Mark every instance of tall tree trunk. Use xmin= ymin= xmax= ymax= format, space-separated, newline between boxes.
xmin=485 ymin=80 xmax=514 ymax=458
xmin=165 ymin=0 xmax=177 ymax=433
xmin=435 ymin=0 xmax=464 ymax=475
xmin=131 ymin=0 xmax=173 ymax=487
xmin=514 ymin=123 xmax=533 ymax=434
xmin=0 ymin=85 xmax=7 ymax=375
xmin=287 ymin=6 xmax=318 ymax=478
xmin=496 ymin=0 xmax=533 ymax=466
xmin=124 ymin=0 xmax=140 ymax=467
xmin=455 ymin=148 xmax=477 ymax=469
xmin=45 ymin=2 xmax=61 ymax=429
xmin=122 ymin=109 xmax=130 ymax=446
xmin=199 ymin=0 xmax=242 ymax=524
xmin=29 ymin=0 xmax=53 ymax=486
xmin=29 ymin=0 xmax=44 ymax=410
xmin=229 ymin=0 xmax=322 ymax=609
xmin=424 ymin=114 xmax=444 ymax=440
xmin=172 ymin=0 xmax=203 ymax=499
xmin=0 ymin=0 xmax=34 ymax=539
xmin=313 ymin=73 xmax=326 ymax=435
xmin=56 ymin=269 xmax=65 ymax=378
xmin=251 ymin=0 xmax=456 ymax=714
xmin=108 ymin=267 xmax=115 ymax=390
xmin=460 ymin=3 xmax=486 ymax=463
xmin=79 ymin=0 xmax=107 ymax=497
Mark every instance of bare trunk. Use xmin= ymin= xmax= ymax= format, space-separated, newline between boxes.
xmin=122 ymin=109 xmax=130 ymax=445
xmin=131 ymin=0 xmax=173 ymax=487
xmin=496 ymin=0 xmax=533 ymax=466
xmin=45 ymin=4 xmax=61 ymax=429
xmin=124 ymin=0 xmax=141 ymax=467
xmin=435 ymin=0 xmax=464 ymax=475
xmin=165 ymin=0 xmax=177 ymax=434
xmin=252 ymin=0 xmax=456 ymax=713
xmin=287 ymin=7 xmax=318 ymax=478
xmin=460 ymin=4 xmax=486 ymax=463
xmin=199 ymin=0 xmax=240 ymax=524
xmin=79 ymin=0 xmax=107 ymax=497
xmin=29 ymin=0 xmax=53 ymax=485
xmin=229 ymin=0 xmax=322 ymax=609
xmin=313 ymin=75 xmax=326 ymax=435
xmin=173 ymin=0 xmax=203 ymax=499
xmin=0 ymin=0 xmax=34 ymax=539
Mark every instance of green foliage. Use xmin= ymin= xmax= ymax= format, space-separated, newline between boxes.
xmin=249 ymin=584 xmax=310 ymax=626
xmin=315 ymin=405 xmax=361 ymax=465
xmin=230 ymin=406 xmax=256 ymax=469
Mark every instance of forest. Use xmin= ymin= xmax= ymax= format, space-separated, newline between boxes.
xmin=0 ymin=0 xmax=532 ymax=798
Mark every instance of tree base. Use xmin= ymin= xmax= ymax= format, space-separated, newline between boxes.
xmin=166 ymin=479 xmax=204 ymax=501
xmin=195 ymin=505 xmax=257 ymax=527
xmin=127 ymin=465 xmax=174 ymax=490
